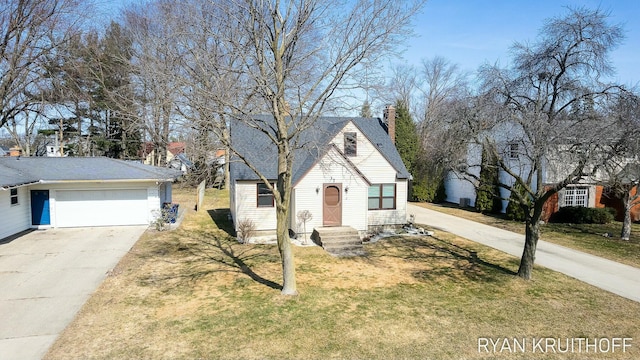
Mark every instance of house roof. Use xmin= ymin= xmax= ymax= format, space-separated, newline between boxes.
xmin=0 ymin=157 xmax=183 ymax=189
xmin=230 ymin=115 xmax=410 ymax=183
xmin=168 ymin=142 xmax=185 ymax=156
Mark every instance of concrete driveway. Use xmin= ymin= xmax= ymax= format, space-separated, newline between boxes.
xmin=0 ymin=226 xmax=147 ymax=360
xmin=408 ymin=203 xmax=640 ymax=303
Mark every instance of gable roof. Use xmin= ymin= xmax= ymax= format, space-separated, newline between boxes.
xmin=0 ymin=157 xmax=182 ymax=189
xmin=230 ymin=115 xmax=410 ymax=183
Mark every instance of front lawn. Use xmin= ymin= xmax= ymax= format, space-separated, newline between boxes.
xmin=46 ymin=189 xmax=640 ymax=359
xmin=415 ymin=202 xmax=640 ymax=269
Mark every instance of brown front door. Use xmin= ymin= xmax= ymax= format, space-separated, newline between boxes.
xmin=323 ymin=184 xmax=342 ymax=226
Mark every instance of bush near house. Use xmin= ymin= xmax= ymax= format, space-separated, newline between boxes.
xmin=550 ymin=206 xmax=616 ymax=224
xmin=505 ymin=182 xmax=530 ymax=221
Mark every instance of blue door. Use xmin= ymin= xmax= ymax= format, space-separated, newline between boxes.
xmin=31 ymin=190 xmax=50 ymax=225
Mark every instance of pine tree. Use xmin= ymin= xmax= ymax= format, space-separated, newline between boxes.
xmin=360 ymin=100 xmax=372 ymax=118
xmin=505 ymin=181 xmax=530 ymax=221
xmin=394 ymin=100 xmax=418 ymax=173
xmin=475 ymin=146 xmax=502 ymax=213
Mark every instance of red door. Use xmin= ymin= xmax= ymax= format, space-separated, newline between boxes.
xmin=323 ymin=184 xmax=342 ymax=226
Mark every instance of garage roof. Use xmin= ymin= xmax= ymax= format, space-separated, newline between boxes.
xmin=0 ymin=157 xmax=182 ymax=188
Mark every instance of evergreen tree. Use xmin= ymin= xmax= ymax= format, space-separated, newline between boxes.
xmin=360 ymin=100 xmax=372 ymax=118
xmin=475 ymin=146 xmax=502 ymax=213
xmin=505 ymin=181 xmax=530 ymax=221
xmin=394 ymin=100 xmax=418 ymax=173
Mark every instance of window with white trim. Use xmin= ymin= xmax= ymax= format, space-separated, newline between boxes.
xmin=564 ymin=187 xmax=588 ymax=207
xmin=10 ymin=188 xmax=18 ymax=205
xmin=257 ymin=183 xmax=274 ymax=207
xmin=368 ymin=184 xmax=396 ymax=210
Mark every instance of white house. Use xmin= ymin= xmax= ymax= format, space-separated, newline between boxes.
xmin=445 ymin=121 xmax=637 ymax=221
xmin=0 ymin=157 xmax=182 ymax=240
xmin=229 ymin=106 xmax=410 ymax=239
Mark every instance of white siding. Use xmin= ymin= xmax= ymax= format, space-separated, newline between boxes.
xmin=234 ymin=181 xmax=278 ymax=231
xmin=331 ymin=122 xmax=398 ymax=183
xmin=368 ymin=179 xmax=408 ymax=227
xmin=330 ymin=122 xmax=408 ymax=228
xmin=293 ymin=147 xmax=369 ymax=233
xmin=0 ymin=187 xmax=31 ymax=240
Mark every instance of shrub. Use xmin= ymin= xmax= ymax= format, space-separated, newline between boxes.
xmin=505 ymin=182 xmax=530 ymax=221
xmin=237 ymin=218 xmax=256 ymax=243
xmin=475 ymin=146 xmax=502 ymax=214
xmin=549 ymin=206 xmax=615 ymax=224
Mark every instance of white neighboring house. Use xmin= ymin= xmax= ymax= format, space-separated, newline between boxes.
xmin=445 ymin=122 xmax=637 ymax=221
xmin=229 ymin=106 xmax=410 ymax=239
xmin=0 ymin=157 xmax=183 ymax=240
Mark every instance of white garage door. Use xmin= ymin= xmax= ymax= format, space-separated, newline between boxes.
xmin=56 ymin=189 xmax=149 ymax=227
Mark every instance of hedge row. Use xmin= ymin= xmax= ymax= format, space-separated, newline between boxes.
xmin=549 ymin=206 xmax=616 ymax=224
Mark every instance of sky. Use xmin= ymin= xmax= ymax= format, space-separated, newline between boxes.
xmin=96 ymin=0 xmax=639 ymax=87
xmin=403 ymin=0 xmax=640 ymax=87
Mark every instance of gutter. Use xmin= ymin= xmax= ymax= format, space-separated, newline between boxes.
xmin=37 ymin=178 xmax=178 ymax=184
xmin=0 ymin=181 xmax=41 ymax=190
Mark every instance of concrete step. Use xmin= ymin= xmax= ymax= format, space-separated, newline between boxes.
xmin=311 ymin=226 xmax=365 ymax=257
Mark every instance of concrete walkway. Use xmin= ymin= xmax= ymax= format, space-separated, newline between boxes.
xmin=408 ymin=203 xmax=640 ymax=303
xmin=0 ymin=226 xmax=147 ymax=360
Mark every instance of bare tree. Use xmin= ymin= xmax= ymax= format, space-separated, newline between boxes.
xmin=406 ymin=56 xmax=471 ymax=202
xmin=419 ymin=56 xmax=469 ymax=126
xmin=602 ymin=91 xmax=640 ymax=240
xmin=162 ymin=0 xmax=424 ymax=295
xmin=458 ymin=7 xmax=626 ymax=280
xmin=0 ymin=0 xmax=90 ymax=150
xmin=123 ymin=2 xmax=182 ymax=166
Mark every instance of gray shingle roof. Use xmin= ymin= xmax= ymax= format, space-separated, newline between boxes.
xmin=230 ymin=116 xmax=410 ymax=184
xmin=0 ymin=157 xmax=182 ymax=188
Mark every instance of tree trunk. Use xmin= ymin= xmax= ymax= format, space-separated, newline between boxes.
xmin=517 ymin=218 xmax=540 ymax=280
xmin=274 ymin=127 xmax=297 ymax=295
xmin=621 ymin=190 xmax=632 ymax=241
xmin=276 ymin=204 xmax=297 ymax=295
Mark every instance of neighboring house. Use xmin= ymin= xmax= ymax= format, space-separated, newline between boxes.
xmin=229 ymin=105 xmax=410 ymax=239
xmin=446 ymin=124 xmax=640 ymax=221
xmin=0 ymin=157 xmax=183 ymax=240
xmin=168 ymin=153 xmax=195 ymax=174
xmin=141 ymin=141 xmax=186 ymax=166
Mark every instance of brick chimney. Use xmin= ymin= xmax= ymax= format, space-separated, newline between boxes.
xmin=383 ymin=104 xmax=396 ymax=144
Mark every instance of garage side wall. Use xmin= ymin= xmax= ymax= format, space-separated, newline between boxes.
xmin=0 ymin=186 xmax=31 ymax=240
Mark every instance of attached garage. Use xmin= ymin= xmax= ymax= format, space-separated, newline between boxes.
xmin=56 ymin=189 xmax=149 ymax=227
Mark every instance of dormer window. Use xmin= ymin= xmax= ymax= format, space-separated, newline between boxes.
xmin=344 ymin=132 xmax=357 ymax=156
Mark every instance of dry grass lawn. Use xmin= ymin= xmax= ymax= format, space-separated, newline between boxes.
xmin=45 ymin=188 xmax=640 ymax=360
xmin=414 ymin=202 xmax=640 ymax=269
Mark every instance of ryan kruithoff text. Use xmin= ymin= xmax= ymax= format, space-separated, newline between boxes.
xmin=478 ymin=337 xmax=632 ymax=354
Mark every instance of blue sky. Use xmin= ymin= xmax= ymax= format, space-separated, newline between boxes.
xmin=94 ymin=0 xmax=638 ymax=87
xmin=403 ymin=0 xmax=640 ymax=86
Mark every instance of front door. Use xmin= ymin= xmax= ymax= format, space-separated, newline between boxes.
xmin=31 ymin=190 xmax=50 ymax=225
xmin=322 ymin=184 xmax=342 ymax=226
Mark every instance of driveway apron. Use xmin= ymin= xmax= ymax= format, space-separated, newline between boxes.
xmin=0 ymin=226 xmax=147 ymax=360
xmin=408 ymin=203 xmax=640 ymax=303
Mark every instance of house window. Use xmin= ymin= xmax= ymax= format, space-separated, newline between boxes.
xmin=564 ymin=187 xmax=588 ymax=207
xmin=10 ymin=188 xmax=18 ymax=205
xmin=508 ymin=142 xmax=519 ymax=159
xmin=257 ymin=183 xmax=274 ymax=207
xmin=344 ymin=132 xmax=357 ymax=156
xmin=368 ymin=184 xmax=396 ymax=210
